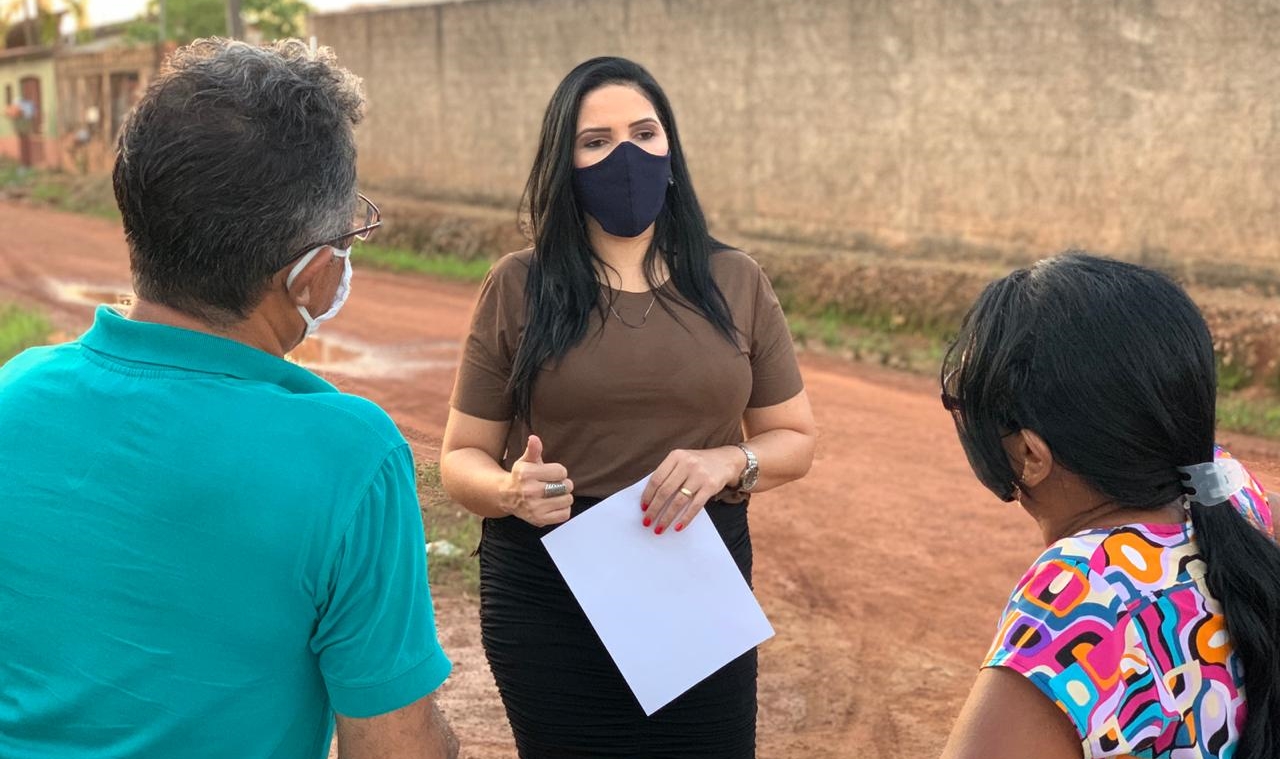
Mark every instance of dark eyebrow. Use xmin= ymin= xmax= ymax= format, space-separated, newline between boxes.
xmin=574 ymin=117 xmax=661 ymax=140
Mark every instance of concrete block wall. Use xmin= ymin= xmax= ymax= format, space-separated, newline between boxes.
xmin=313 ymin=0 xmax=1280 ymax=262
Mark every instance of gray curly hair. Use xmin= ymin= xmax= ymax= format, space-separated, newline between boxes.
xmin=114 ymin=38 xmax=366 ymax=325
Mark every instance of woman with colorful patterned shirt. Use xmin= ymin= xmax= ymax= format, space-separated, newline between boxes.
xmin=937 ymin=253 xmax=1280 ymax=759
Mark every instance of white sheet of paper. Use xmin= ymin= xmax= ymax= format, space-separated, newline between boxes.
xmin=542 ymin=477 xmax=775 ymax=715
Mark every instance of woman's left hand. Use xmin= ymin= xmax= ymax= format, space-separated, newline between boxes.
xmin=640 ymin=446 xmax=744 ymax=535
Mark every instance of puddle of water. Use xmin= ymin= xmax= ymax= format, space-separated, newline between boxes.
xmin=45 ymin=278 xmax=455 ymax=379
xmin=47 ymin=280 xmax=135 ymax=309
xmin=287 ymin=334 xmax=458 ymax=379
xmin=286 ymin=338 xmax=363 ymax=365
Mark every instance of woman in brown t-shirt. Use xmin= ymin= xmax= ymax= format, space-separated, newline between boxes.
xmin=441 ymin=56 xmax=817 ymax=758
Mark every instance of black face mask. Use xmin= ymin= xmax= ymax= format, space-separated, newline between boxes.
xmin=573 ymin=141 xmax=672 ymax=238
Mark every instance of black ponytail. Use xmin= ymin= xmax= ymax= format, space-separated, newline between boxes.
xmin=942 ymin=252 xmax=1280 ymax=758
xmin=1188 ymin=501 xmax=1280 ymax=759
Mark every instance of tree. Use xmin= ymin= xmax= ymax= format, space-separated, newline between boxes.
xmin=128 ymin=0 xmax=226 ymax=43
xmin=128 ymin=0 xmax=310 ymax=44
xmin=0 ymin=0 xmax=87 ymax=48
xmin=243 ymin=0 xmax=309 ymax=40
xmin=0 ymin=0 xmax=38 ymax=47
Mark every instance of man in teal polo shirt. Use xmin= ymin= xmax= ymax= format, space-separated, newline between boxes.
xmin=0 ymin=40 xmax=455 ymax=757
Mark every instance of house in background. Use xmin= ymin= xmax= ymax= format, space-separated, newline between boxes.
xmin=1 ymin=12 xmax=166 ymax=173
xmin=0 ymin=18 xmax=58 ymax=169
xmin=55 ymin=31 xmax=168 ymax=174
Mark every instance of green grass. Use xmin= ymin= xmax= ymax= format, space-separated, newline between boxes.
xmin=0 ymin=303 xmax=52 ymax=364
xmin=0 ymin=158 xmax=120 ymax=221
xmin=0 ymin=161 xmax=28 ymax=187
xmin=417 ymin=462 xmax=482 ymax=595
xmin=1217 ymin=357 xmax=1253 ymax=393
xmin=788 ymin=308 xmax=949 ymax=374
xmin=1218 ymin=395 xmax=1280 ymax=440
xmin=30 ymin=181 xmax=69 ymax=205
xmin=86 ymin=205 xmax=123 ymax=222
xmin=360 ymin=244 xmax=492 ymax=283
xmin=788 ymin=305 xmax=1280 ymax=441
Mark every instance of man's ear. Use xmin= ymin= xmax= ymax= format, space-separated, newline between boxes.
xmin=282 ymin=248 xmax=331 ymax=307
xmin=1002 ymin=429 xmax=1054 ymax=489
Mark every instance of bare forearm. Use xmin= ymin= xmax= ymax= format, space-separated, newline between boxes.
xmin=335 ymin=696 xmax=459 ymax=759
xmin=640 ymin=427 xmax=815 ymax=533
xmin=740 ymin=427 xmax=815 ymax=493
xmin=440 ymin=447 xmax=511 ymax=518
xmin=426 ymin=699 xmax=459 ymax=759
xmin=691 ymin=429 xmax=814 ymax=500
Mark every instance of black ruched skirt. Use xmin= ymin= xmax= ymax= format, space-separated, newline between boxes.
xmin=478 ymin=498 xmax=757 ymax=759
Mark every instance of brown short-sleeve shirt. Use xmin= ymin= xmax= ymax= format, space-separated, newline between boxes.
xmin=450 ymin=248 xmax=804 ymax=499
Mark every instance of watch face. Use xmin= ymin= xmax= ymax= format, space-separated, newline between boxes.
xmin=737 ymin=444 xmax=759 ymax=491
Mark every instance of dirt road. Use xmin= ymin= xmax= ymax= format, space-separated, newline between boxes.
xmin=6 ymin=201 xmax=1279 ymax=758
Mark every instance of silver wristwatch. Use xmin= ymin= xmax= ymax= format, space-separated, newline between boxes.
xmin=736 ymin=443 xmax=759 ymax=493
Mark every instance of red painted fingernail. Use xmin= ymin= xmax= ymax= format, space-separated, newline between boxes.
xmin=655 ymin=525 xmax=665 ymax=535
xmin=641 ymin=502 xmax=649 ymax=512
xmin=675 ymin=522 xmax=684 ymax=532
xmin=643 ymin=517 xmax=652 ymax=527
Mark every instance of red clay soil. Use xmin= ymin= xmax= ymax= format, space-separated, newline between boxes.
xmin=5 ymin=201 xmax=1280 ymax=759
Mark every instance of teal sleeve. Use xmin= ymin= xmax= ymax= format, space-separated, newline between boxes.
xmin=311 ymin=444 xmax=452 ymax=718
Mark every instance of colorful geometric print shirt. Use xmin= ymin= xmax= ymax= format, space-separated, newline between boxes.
xmin=984 ymin=450 xmax=1272 ymax=758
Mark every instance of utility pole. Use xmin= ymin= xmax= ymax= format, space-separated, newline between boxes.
xmin=226 ymin=0 xmax=244 ymax=40
xmin=21 ymin=0 xmax=37 ymax=47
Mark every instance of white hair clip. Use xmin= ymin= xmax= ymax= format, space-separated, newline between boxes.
xmin=1178 ymin=457 xmax=1247 ymax=506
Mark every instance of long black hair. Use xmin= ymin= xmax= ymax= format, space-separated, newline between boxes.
xmin=941 ymin=252 xmax=1280 ymax=759
xmin=509 ymin=56 xmax=737 ymax=422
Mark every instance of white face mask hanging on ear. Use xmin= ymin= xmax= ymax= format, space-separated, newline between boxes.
xmin=287 ymin=245 xmax=353 ymax=339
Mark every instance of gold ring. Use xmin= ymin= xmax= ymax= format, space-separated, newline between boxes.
xmin=679 ymin=487 xmax=694 ymax=497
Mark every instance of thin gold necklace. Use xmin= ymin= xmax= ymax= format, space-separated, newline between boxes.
xmin=608 ymin=294 xmax=657 ymax=328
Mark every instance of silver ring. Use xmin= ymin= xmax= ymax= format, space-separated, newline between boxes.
xmin=543 ymin=481 xmax=568 ymax=499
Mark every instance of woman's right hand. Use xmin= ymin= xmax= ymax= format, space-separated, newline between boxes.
xmin=500 ymin=435 xmax=574 ymax=527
